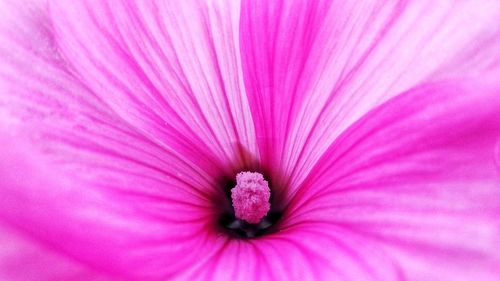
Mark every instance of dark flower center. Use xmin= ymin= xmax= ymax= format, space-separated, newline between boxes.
xmin=217 ymin=171 xmax=283 ymax=238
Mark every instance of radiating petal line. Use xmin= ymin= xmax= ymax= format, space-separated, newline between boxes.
xmin=239 ymin=0 xmax=500 ymax=198
xmin=49 ymin=0 xmax=258 ymax=172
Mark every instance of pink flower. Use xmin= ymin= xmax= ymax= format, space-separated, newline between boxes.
xmin=1 ymin=0 xmax=499 ymax=280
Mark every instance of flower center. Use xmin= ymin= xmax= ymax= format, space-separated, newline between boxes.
xmin=231 ymin=172 xmax=270 ymax=224
xmin=217 ymin=170 xmax=282 ymax=238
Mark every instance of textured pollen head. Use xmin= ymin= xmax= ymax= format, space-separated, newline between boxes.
xmin=231 ymin=172 xmax=271 ymax=224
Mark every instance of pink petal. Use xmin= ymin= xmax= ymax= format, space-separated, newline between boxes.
xmin=239 ymin=0 xmax=500 ymax=196
xmin=0 ymin=224 xmax=109 ymax=281
xmin=49 ymin=0 xmax=257 ymax=170
xmin=287 ymin=79 xmax=500 ymax=281
xmin=172 ymin=228 xmax=400 ymax=281
xmin=0 ymin=2 xmax=229 ymax=279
